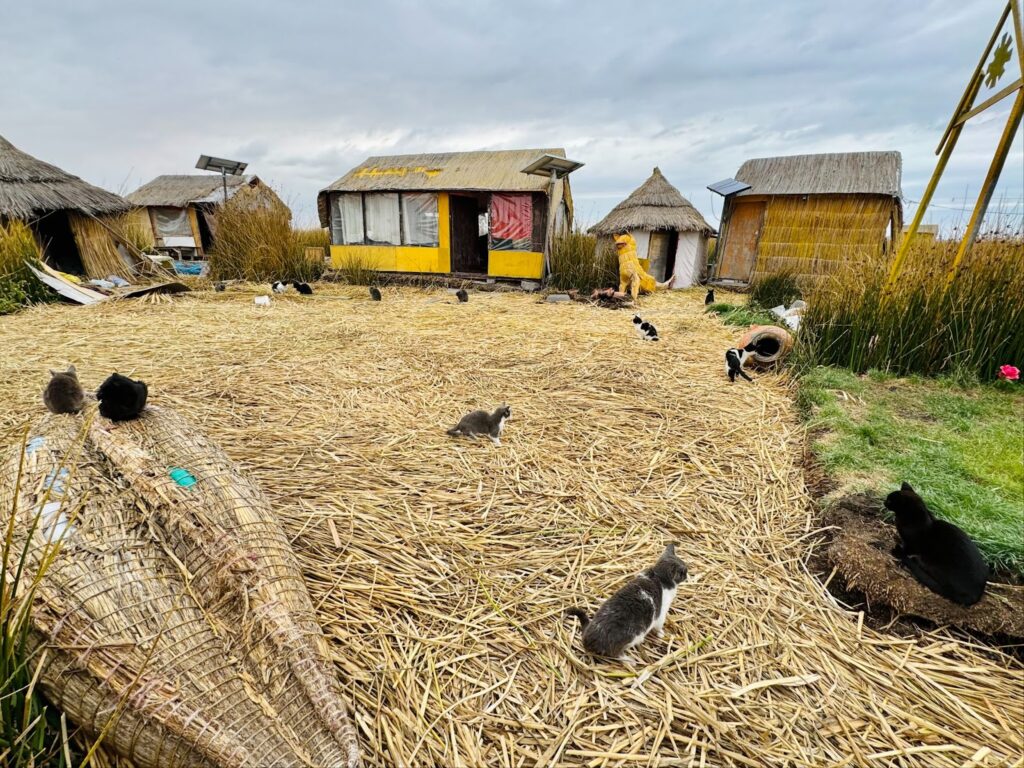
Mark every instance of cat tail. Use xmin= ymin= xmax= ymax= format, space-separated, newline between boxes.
xmin=446 ymin=426 xmax=462 ymax=436
xmin=566 ymin=608 xmax=590 ymax=629
xmin=738 ymin=369 xmax=754 ymax=383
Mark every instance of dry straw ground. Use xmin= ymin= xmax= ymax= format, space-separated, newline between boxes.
xmin=0 ymin=287 xmax=1021 ymax=767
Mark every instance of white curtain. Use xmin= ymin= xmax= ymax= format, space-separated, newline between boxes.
xmin=153 ymin=207 xmax=192 ymax=237
xmin=364 ymin=193 xmax=401 ymax=245
xmin=331 ymin=194 xmax=364 ymax=245
xmin=401 ymin=193 xmax=438 ymax=246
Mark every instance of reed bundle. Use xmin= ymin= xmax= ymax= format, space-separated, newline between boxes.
xmin=0 ymin=288 xmax=1020 ymax=767
xmin=66 ymin=213 xmax=134 ymax=280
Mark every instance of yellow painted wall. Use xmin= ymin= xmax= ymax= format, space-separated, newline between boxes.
xmin=330 ymin=193 xmax=451 ymax=273
xmin=487 ymin=250 xmax=544 ymax=279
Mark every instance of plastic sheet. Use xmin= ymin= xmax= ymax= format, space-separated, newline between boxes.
xmin=489 ymin=194 xmax=532 ymax=251
xmin=364 ymin=193 xmax=401 ymax=245
xmin=152 ymin=207 xmax=192 ymax=238
xmin=401 ymin=193 xmax=438 ymax=246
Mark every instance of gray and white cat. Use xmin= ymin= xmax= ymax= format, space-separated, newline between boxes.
xmin=43 ymin=365 xmax=85 ymax=414
xmin=567 ymin=543 xmax=688 ymax=662
xmin=446 ymin=404 xmax=510 ymax=446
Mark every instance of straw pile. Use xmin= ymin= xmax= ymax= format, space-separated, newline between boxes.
xmin=0 ymin=404 xmax=359 ymax=767
xmin=67 ymin=212 xmax=134 ymax=280
xmin=0 ymin=287 xmax=1021 ymax=767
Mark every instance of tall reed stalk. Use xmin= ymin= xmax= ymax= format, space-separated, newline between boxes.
xmin=0 ymin=221 xmax=55 ymax=316
xmin=548 ymin=231 xmax=617 ymax=292
xmin=207 ymin=189 xmax=324 ymax=283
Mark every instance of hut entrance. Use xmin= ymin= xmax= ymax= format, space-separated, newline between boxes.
xmin=450 ymin=194 xmax=488 ymax=274
xmin=717 ymin=201 xmax=765 ymax=282
xmin=647 ymin=229 xmax=678 ymax=282
xmin=33 ymin=211 xmax=85 ymax=275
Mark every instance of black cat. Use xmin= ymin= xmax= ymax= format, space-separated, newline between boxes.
xmin=885 ymin=482 xmax=989 ymax=606
xmin=96 ymin=373 xmax=148 ymax=422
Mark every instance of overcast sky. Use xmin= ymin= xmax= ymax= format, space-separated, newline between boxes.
xmin=2 ymin=0 xmax=1021 ymax=230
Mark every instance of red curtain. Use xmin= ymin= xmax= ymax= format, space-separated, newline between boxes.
xmin=489 ymin=194 xmax=532 ymax=251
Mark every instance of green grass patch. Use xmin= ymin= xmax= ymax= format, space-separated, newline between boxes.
xmin=801 ymin=366 xmax=1024 ymax=574
xmin=704 ymin=302 xmax=776 ymax=328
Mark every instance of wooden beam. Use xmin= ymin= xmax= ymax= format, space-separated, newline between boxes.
xmin=945 ymin=86 xmax=1024 ymax=286
xmin=954 ymin=78 xmax=1023 ymax=125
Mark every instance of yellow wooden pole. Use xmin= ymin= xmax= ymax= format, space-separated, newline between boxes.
xmin=945 ymin=85 xmax=1024 ymax=287
xmin=885 ymin=75 xmax=982 ymax=287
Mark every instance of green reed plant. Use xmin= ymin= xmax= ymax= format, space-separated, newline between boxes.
xmin=749 ymin=268 xmax=801 ymax=309
xmin=548 ymin=231 xmax=617 ymax=293
xmin=798 ymin=234 xmax=1024 ymax=380
xmin=333 ymin=250 xmax=379 ymax=286
xmin=0 ymin=221 xmax=55 ymax=316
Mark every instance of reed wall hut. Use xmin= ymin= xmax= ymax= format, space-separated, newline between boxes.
xmin=589 ymin=167 xmax=715 ymax=288
xmin=126 ymin=174 xmax=284 ymax=259
xmin=0 ymin=134 xmax=132 ymax=278
xmin=317 ymin=149 xmax=573 ymax=280
xmin=709 ymin=151 xmax=903 ymax=286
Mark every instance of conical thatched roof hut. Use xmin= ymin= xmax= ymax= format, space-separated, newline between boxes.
xmin=590 ymin=168 xmax=714 ymax=288
xmin=0 ymin=135 xmax=132 ymax=277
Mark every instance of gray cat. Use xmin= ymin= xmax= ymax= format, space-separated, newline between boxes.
xmin=567 ymin=544 xmax=688 ymax=662
xmin=446 ymin=404 xmax=510 ymax=446
xmin=43 ymin=365 xmax=85 ymax=414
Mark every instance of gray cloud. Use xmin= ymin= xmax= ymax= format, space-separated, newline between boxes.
xmin=1 ymin=0 xmax=1020 ymax=229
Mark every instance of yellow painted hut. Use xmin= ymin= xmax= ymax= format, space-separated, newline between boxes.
xmin=0 ymin=135 xmax=134 ymax=278
xmin=126 ymin=175 xmax=285 ymax=259
xmin=316 ymin=149 xmax=573 ymax=281
xmin=708 ymin=151 xmax=903 ymax=286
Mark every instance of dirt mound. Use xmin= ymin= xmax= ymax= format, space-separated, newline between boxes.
xmin=825 ymin=495 xmax=1024 ymax=638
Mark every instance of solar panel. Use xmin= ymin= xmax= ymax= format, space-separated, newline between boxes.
xmin=707 ymin=178 xmax=752 ymax=196
xmin=521 ymin=154 xmax=584 ymax=178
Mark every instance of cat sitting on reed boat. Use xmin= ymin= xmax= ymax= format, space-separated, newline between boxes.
xmin=446 ymin=404 xmax=510 ymax=446
xmin=96 ymin=373 xmax=148 ymax=422
xmin=567 ymin=544 xmax=688 ymax=662
xmin=43 ymin=365 xmax=85 ymax=415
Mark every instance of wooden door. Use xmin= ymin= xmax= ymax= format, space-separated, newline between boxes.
xmin=647 ymin=230 xmax=671 ymax=282
xmin=717 ymin=201 xmax=765 ymax=282
xmin=450 ymin=195 xmax=487 ymax=273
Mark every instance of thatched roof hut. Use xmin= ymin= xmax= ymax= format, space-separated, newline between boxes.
xmin=590 ymin=167 xmax=714 ymax=288
xmin=126 ymin=174 xmax=285 ymax=257
xmin=0 ymin=135 xmax=132 ymax=277
xmin=317 ymin=149 xmax=574 ymax=280
xmin=709 ymin=151 xmax=903 ymax=286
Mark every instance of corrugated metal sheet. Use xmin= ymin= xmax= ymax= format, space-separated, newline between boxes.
xmin=733 ymin=151 xmax=902 ymax=197
xmin=317 ymin=149 xmax=571 ymax=227
xmin=707 ymin=178 xmax=752 ymax=197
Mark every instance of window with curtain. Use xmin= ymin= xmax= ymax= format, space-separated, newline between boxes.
xmin=152 ymin=207 xmax=192 ymax=238
xmin=489 ymin=194 xmax=533 ymax=251
xmin=364 ymin=193 xmax=401 ymax=245
xmin=400 ymin=193 xmax=438 ymax=246
xmin=331 ymin=194 xmax=365 ymax=245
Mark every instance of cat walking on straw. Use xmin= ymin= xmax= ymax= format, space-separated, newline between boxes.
xmin=446 ymin=404 xmax=510 ymax=446
xmin=568 ymin=544 xmax=688 ymax=663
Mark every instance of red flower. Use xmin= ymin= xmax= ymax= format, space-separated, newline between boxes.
xmin=998 ymin=365 xmax=1020 ymax=381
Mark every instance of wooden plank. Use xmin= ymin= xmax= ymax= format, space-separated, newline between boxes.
xmin=716 ymin=201 xmax=765 ymax=283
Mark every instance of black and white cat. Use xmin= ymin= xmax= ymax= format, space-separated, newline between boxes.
xmin=272 ymin=281 xmax=289 ymax=294
xmin=632 ymin=315 xmax=659 ymax=342
xmin=567 ymin=544 xmax=688 ymax=662
xmin=704 ymin=288 xmax=715 ymax=305
xmin=885 ymin=482 xmax=989 ymax=606
xmin=725 ymin=343 xmax=757 ymax=382
xmin=446 ymin=404 xmax=510 ymax=446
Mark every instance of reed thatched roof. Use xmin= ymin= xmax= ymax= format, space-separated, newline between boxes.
xmin=317 ymin=149 xmax=571 ymax=226
xmin=0 ymin=135 xmax=129 ymax=220
xmin=125 ymin=174 xmax=266 ymax=207
xmin=734 ymin=151 xmax=902 ymax=198
xmin=589 ymin=167 xmax=714 ymax=235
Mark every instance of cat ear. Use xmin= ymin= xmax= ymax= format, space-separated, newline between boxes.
xmin=49 ymin=370 xmax=57 ymax=377
xmin=900 ymin=481 xmax=913 ymax=492
xmin=67 ymin=364 xmax=76 ymax=375
xmin=662 ymin=543 xmax=676 ymax=558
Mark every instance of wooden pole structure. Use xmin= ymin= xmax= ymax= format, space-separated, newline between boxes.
xmin=886 ymin=0 xmax=1023 ymax=290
